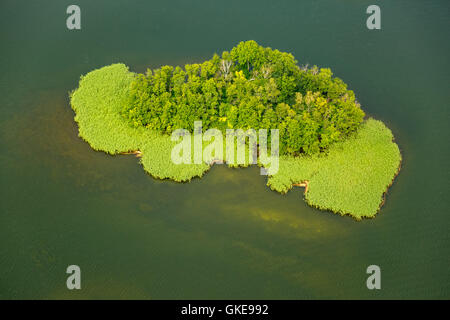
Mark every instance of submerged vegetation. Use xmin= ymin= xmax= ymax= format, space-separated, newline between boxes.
xmin=70 ymin=42 xmax=401 ymax=219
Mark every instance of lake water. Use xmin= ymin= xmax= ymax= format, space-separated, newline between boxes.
xmin=0 ymin=0 xmax=449 ymax=299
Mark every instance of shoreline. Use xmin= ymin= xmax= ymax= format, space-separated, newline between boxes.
xmin=120 ymin=150 xmax=142 ymax=158
xmin=292 ymin=181 xmax=309 ymax=194
xmin=377 ymin=156 xmax=403 ymax=214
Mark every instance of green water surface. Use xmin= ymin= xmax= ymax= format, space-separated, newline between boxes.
xmin=0 ymin=0 xmax=449 ymax=299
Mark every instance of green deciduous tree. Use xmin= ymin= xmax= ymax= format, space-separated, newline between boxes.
xmin=121 ymin=41 xmax=365 ymax=156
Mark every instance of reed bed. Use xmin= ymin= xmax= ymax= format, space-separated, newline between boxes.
xmin=268 ymin=119 xmax=401 ymax=219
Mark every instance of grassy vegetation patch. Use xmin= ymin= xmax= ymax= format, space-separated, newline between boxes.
xmin=70 ymin=63 xmax=210 ymax=182
xmin=268 ymin=119 xmax=401 ymax=219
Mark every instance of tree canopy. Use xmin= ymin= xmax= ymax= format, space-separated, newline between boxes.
xmin=121 ymin=41 xmax=365 ymax=156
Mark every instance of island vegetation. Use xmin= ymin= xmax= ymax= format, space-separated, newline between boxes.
xmin=70 ymin=41 xmax=401 ymax=220
xmin=122 ymin=40 xmax=364 ymax=156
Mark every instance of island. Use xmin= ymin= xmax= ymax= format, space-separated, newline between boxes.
xmin=70 ymin=41 xmax=401 ymax=220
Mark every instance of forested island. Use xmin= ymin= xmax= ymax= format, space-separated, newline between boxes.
xmin=70 ymin=41 xmax=401 ymax=220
